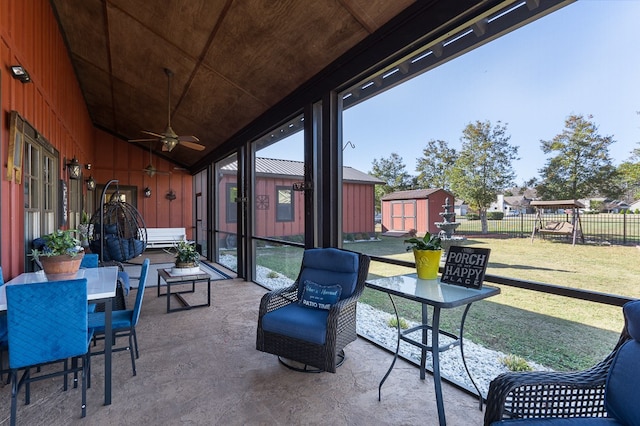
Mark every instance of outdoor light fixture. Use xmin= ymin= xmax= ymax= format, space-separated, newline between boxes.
xmin=144 ymin=187 xmax=152 ymax=198
xmin=67 ymin=156 xmax=81 ymax=180
xmin=86 ymin=175 xmax=96 ymax=191
xmin=10 ymin=65 xmax=31 ymax=83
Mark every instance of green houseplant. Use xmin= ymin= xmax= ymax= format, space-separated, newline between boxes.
xmin=405 ymin=232 xmax=442 ymax=280
xmin=30 ymin=228 xmax=85 ymax=274
xmin=168 ymin=240 xmax=200 ymax=268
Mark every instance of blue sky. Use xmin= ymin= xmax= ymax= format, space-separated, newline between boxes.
xmin=263 ymin=1 xmax=640 ymax=185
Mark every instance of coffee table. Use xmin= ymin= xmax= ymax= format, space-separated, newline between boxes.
xmin=157 ymin=268 xmax=212 ymax=313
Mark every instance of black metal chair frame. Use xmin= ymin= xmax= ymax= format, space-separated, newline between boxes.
xmin=256 ymin=250 xmax=370 ymax=373
xmin=484 ymin=324 xmax=632 ymax=425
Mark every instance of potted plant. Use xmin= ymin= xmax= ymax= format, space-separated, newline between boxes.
xmin=30 ymin=228 xmax=85 ymax=275
xmin=404 ymin=232 xmax=442 ymax=280
xmin=166 ymin=240 xmax=201 ymax=274
xmin=78 ymin=210 xmax=91 ymax=248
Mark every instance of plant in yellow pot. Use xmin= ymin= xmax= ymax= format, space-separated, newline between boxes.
xmin=405 ymin=232 xmax=442 ymax=280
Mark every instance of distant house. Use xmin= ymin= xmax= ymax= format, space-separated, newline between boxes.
xmin=454 ymin=200 xmax=469 ymax=216
xmin=380 ymin=189 xmax=454 ymax=235
xmin=604 ymin=200 xmax=631 ymax=213
xmin=217 ymin=158 xmax=382 ymax=245
xmin=629 ymin=200 xmax=640 ymax=212
xmin=490 ymin=194 xmax=532 ymax=215
xmin=580 ymin=198 xmax=631 ymax=213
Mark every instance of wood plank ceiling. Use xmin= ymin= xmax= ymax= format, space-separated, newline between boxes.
xmin=50 ymin=0 xmax=415 ymax=170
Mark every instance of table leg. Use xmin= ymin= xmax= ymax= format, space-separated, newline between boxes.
xmin=207 ymin=278 xmax=211 ymax=307
xmin=459 ymin=303 xmax=483 ymax=410
xmin=104 ymin=295 xmax=112 ymax=405
xmin=432 ymin=307 xmax=446 ymax=426
xmin=157 ymin=275 xmax=161 ymax=297
xmin=420 ymin=303 xmax=429 ymax=380
xmin=378 ymin=294 xmax=401 ymax=401
xmin=167 ymin=280 xmax=171 ymax=313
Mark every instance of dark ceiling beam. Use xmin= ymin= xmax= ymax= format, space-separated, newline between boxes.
xmin=191 ymin=0 xmax=494 ymax=172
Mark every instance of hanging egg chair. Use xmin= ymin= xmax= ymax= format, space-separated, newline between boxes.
xmin=89 ymin=180 xmax=147 ymax=262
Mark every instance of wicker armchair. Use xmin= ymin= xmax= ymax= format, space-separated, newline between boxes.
xmin=256 ymin=248 xmax=370 ymax=373
xmin=484 ymin=300 xmax=640 ymax=425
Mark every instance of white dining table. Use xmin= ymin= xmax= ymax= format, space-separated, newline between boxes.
xmin=1 ymin=266 xmax=118 ymax=406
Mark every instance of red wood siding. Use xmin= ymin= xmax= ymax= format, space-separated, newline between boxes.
xmin=0 ymin=1 xmax=194 ymax=279
xmin=218 ymin=175 xmax=376 ymax=238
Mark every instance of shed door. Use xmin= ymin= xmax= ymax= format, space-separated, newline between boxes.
xmin=390 ymin=201 xmax=416 ymax=231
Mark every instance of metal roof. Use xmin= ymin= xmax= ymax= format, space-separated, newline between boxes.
xmin=222 ymin=157 xmax=383 ymax=184
xmin=381 ymin=188 xmax=451 ymax=201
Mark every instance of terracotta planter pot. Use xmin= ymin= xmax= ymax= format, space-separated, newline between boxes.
xmin=413 ymin=249 xmax=441 ymax=280
xmin=40 ymin=252 xmax=84 ymax=275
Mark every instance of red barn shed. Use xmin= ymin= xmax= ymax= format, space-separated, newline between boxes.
xmin=381 ymin=189 xmax=454 ymax=235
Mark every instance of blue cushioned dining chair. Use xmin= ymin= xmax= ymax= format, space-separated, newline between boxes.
xmin=6 ymin=278 xmax=93 ymax=425
xmin=0 ymin=266 xmax=8 ymax=382
xmin=256 ymin=248 xmax=370 ymax=373
xmin=88 ymin=258 xmax=150 ymax=377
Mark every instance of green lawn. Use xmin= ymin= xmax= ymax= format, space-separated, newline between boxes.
xmin=254 ymin=237 xmax=640 ymax=371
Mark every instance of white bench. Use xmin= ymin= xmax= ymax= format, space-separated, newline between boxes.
xmin=144 ymin=227 xmax=187 ymax=249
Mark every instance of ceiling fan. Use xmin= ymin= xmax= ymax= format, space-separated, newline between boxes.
xmin=142 ymin=143 xmax=170 ymax=177
xmin=129 ymin=68 xmax=205 ymax=153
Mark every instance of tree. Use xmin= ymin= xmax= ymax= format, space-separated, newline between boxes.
xmin=537 ymin=114 xmax=620 ymax=200
xmin=370 ymin=153 xmax=412 ymax=211
xmin=617 ymin=143 xmax=640 ymax=201
xmin=414 ymin=139 xmax=457 ymax=190
xmin=450 ymin=120 xmax=519 ymax=233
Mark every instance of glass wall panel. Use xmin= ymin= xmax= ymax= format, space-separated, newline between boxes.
xmin=214 ymin=154 xmax=238 ymax=272
xmin=194 ymin=169 xmax=208 ymax=257
xmin=251 ymin=115 xmax=305 ymax=287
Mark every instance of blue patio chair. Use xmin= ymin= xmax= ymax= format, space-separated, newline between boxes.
xmin=0 ymin=266 xmax=8 ymax=382
xmin=88 ymin=258 xmax=150 ymax=377
xmin=256 ymin=248 xmax=370 ymax=373
xmin=80 ymin=254 xmax=100 ymax=313
xmin=485 ymin=299 xmax=640 ymax=425
xmin=81 ymin=253 xmax=130 ymax=311
xmin=6 ymin=278 xmax=93 ymax=425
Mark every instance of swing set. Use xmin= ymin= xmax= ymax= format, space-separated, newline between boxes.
xmin=530 ymin=199 xmax=585 ymax=245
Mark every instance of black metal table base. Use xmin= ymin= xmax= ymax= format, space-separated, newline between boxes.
xmin=157 ymin=270 xmax=212 ymax=313
xmin=378 ymin=295 xmax=483 ymax=426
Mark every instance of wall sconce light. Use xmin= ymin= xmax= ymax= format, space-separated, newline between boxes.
xmin=85 ymin=163 xmax=92 ymax=170
xmin=165 ymin=189 xmax=176 ymax=201
xmin=144 ymin=187 xmax=152 ymax=198
xmin=86 ymin=175 xmax=96 ymax=191
xmin=67 ymin=156 xmax=82 ymax=180
xmin=10 ymin=65 xmax=31 ymax=83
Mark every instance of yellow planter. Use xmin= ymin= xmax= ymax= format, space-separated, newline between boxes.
xmin=413 ymin=249 xmax=441 ymax=280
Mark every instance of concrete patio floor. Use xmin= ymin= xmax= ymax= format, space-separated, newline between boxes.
xmin=0 ymin=263 xmax=485 ymax=425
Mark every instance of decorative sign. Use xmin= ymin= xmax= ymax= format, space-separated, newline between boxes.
xmin=441 ymin=246 xmax=490 ymax=289
xmin=59 ymin=179 xmax=68 ymax=227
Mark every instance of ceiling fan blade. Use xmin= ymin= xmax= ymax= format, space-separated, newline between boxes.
xmin=141 ymin=130 xmax=164 ymax=138
xmin=179 ymin=140 xmax=206 ymax=151
xmin=128 ymin=138 xmax=157 ymax=142
xmin=177 ymin=135 xmax=200 ymax=142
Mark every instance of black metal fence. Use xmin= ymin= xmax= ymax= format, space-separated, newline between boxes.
xmin=455 ymin=213 xmax=640 ymax=245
